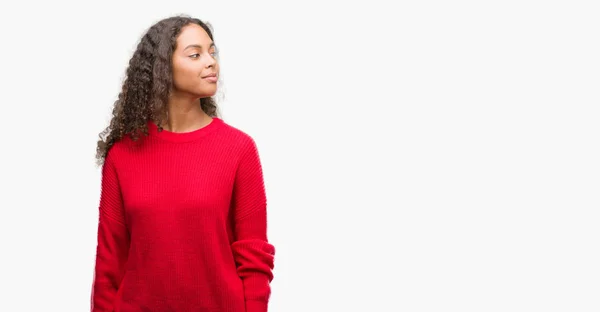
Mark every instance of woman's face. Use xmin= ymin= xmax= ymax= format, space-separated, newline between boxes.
xmin=171 ymin=24 xmax=220 ymax=98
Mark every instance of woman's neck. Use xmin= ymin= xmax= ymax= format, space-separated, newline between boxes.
xmin=160 ymin=97 xmax=211 ymax=133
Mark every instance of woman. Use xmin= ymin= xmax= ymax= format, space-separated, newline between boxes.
xmin=91 ymin=15 xmax=275 ymax=312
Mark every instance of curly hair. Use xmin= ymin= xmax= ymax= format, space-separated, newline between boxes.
xmin=95 ymin=15 xmax=220 ymax=166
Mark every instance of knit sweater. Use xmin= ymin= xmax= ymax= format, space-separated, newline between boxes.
xmin=91 ymin=117 xmax=275 ymax=312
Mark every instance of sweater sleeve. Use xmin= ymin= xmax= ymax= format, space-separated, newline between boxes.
xmin=91 ymin=151 xmax=130 ymax=312
xmin=230 ymin=138 xmax=276 ymax=312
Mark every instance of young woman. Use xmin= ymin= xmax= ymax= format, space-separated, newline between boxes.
xmin=91 ymin=15 xmax=275 ymax=312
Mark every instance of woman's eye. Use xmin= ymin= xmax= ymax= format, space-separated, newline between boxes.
xmin=189 ymin=51 xmax=218 ymax=59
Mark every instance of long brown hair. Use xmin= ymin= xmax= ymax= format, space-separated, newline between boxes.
xmin=95 ymin=15 xmax=220 ymax=166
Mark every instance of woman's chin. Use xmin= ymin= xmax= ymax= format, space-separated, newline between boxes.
xmin=198 ymin=90 xmax=217 ymax=98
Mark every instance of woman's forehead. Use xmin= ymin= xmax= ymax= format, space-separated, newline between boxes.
xmin=176 ymin=24 xmax=212 ymax=48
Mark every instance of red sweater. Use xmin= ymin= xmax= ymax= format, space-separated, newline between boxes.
xmin=91 ymin=117 xmax=275 ymax=312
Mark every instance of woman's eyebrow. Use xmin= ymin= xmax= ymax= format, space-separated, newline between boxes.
xmin=184 ymin=42 xmax=216 ymax=50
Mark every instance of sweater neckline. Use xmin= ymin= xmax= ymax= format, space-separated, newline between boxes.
xmin=147 ymin=117 xmax=223 ymax=143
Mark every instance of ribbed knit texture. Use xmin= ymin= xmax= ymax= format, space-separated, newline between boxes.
xmin=91 ymin=117 xmax=275 ymax=312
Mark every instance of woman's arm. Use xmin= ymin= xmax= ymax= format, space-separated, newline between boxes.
xmin=90 ymin=151 xmax=130 ymax=311
xmin=230 ymin=138 xmax=276 ymax=312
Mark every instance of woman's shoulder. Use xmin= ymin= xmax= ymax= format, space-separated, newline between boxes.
xmin=103 ymin=132 xmax=144 ymax=164
xmin=103 ymin=139 xmax=127 ymax=165
xmin=218 ymin=118 xmax=258 ymax=147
